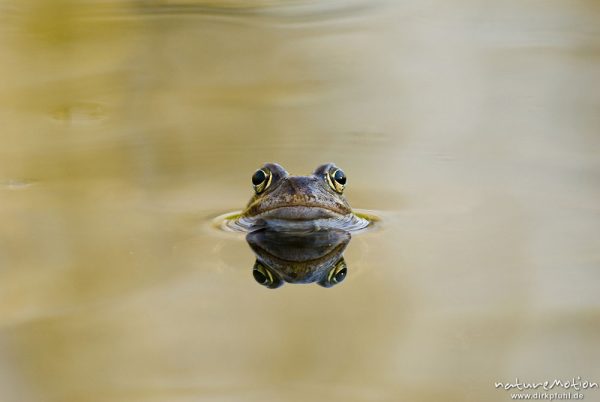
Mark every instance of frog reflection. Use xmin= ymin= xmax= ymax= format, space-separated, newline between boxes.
xmin=246 ymin=228 xmax=351 ymax=289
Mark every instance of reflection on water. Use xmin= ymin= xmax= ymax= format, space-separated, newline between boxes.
xmin=247 ymin=228 xmax=351 ymax=288
xmin=1 ymin=0 xmax=600 ymax=401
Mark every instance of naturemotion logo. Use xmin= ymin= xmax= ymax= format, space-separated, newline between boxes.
xmin=494 ymin=377 xmax=598 ymax=400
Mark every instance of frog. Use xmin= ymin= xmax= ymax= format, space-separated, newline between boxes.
xmin=241 ymin=162 xmax=351 ymax=221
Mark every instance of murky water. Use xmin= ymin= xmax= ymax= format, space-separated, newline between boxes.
xmin=1 ymin=1 xmax=600 ymax=401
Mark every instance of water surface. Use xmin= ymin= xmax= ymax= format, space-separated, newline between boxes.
xmin=1 ymin=1 xmax=599 ymax=401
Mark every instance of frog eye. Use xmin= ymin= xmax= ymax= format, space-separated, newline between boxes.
xmin=319 ymin=258 xmax=348 ymax=287
xmin=326 ymin=167 xmax=346 ymax=194
xmin=252 ymin=261 xmax=282 ymax=289
xmin=252 ymin=168 xmax=272 ymax=194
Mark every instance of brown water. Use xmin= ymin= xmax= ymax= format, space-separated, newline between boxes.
xmin=1 ymin=1 xmax=600 ymax=401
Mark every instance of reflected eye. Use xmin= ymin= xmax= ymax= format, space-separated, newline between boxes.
xmin=252 ymin=168 xmax=272 ymax=194
xmin=252 ymin=261 xmax=282 ymax=289
xmin=320 ymin=259 xmax=348 ymax=287
xmin=333 ymin=266 xmax=347 ymax=283
xmin=253 ymin=269 xmax=268 ymax=285
xmin=326 ymin=167 xmax=346 ymax=194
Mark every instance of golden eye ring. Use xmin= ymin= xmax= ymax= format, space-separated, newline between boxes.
xmin=327 ymin=259 xmax=348 ymax=285
xmin=252 ymin=168 xmax=272 ymax=194
xmin=253 ymin=262 xmax=274 ymax=286
xmin=252 ymin=262 xmax=282 ymax=289
xmin=326 ymin=168 xmax=346 ymax=194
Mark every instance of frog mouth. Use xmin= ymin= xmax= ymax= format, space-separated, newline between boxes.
xmin=253 ymin=204 xmax=347 ymax=220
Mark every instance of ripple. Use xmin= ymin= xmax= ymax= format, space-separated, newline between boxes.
xmin=73 ymin=0 xmax=389 ymax=26
xmin=212 ymin=209 xmax=378 ymax=234
xmin=51 ymin=102 xmax=107 ymax=124
xmin=0 ymin=179 xmax=37 ymax=190
xmin=131 ymin=0 xmax=382 ymax=18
